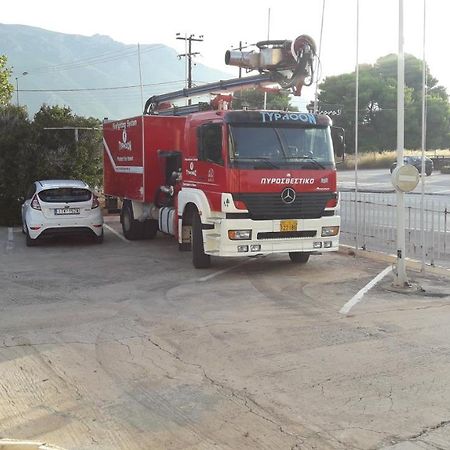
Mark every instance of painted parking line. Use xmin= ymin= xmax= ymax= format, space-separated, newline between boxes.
xmin=104 ymin=224 xmax=130 ymax=243
xmin=196 ymin=257 xmax=260 ymax=282
xmin=5 ymin=227 xmax=14 ymax=251
xmin=340 ymin=265 xmax=393 ymax=315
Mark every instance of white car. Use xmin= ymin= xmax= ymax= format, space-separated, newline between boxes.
xmin=21 ymin=180 xmax=104 ymax=246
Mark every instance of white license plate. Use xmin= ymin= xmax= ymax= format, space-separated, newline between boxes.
xmin=54 ymin=208 xmax=80 ymax=215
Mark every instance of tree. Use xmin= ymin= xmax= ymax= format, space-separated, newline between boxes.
xmin=32 ymin=105 xmax=102 ymax=187
xmin=317 ymin=54 xmax=450 ymax=153
xmin=0 ymin=55 xmax=14 ymax=106
xmin=232 ymin=88 xmax=297 ymax=111
xmin=0 ymin=105 xmax=33 ymax=225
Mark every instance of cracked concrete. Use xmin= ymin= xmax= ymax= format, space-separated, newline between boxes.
xmin=1 ymin=218 xmax=450 ymax=449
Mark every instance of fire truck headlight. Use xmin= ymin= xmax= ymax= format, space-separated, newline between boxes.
xmin=228 ymin=230 xmax=252 ymax=240
xmin=237 ymin=245 xmax=249 ymax=253
xmin=321 ymin=226 xmax=340 ymax=237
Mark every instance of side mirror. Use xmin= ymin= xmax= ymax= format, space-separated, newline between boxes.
xmin=331 ymin=126 xmax=345 ymax=159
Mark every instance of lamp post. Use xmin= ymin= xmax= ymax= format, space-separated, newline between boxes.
xmin=15 ymin=71 xmax=28 ymax=106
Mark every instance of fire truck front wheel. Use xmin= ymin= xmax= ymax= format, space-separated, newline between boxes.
xmin=288 ymin=252 xmax=310 ymax=264
xmin=192 ymin=212 xmax=211 ymax=269
xmin=121 ymin=201 xmax=144 ymax=240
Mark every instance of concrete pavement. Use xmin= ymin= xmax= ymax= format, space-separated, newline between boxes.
xmin=1 ymin=219 xmax=450 ymax=449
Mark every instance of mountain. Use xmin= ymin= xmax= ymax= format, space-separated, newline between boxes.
xmin=0 ymin=24 xmax=231 ymax=119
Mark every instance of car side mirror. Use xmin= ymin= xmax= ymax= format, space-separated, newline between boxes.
xmin=331 ymin=126 xmax=345 ymax=159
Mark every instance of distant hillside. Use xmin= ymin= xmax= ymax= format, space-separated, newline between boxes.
xmin=1 ymin=24 xmax=231 ymax=119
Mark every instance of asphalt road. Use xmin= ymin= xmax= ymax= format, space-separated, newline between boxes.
xmin=2 ymin=218 xmax=450 ymax=449
xmin=338 ymin=168 xmax=450 ymax=196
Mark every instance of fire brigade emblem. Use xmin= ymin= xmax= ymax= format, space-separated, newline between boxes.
xmin=119 ymin=127 xmax=132 ymax=150
xmin=281 ymin=187 xmax=296 ymax=204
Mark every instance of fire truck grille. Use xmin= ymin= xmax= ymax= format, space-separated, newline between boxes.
xmin=233 ymin=192 xmax=334 ymax=221
xmin=257 ymin=231 xmax=317 ymax=240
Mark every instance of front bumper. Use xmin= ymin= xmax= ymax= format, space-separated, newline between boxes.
xmin=203 ymin=215 xmax=340 ymax=257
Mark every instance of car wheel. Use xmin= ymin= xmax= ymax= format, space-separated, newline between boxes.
xmin=426 ymin=168 xmax=432 ymax=176
xmin=25 ymin=228 xmax=38 ymax=247
xmin=192 ymin=211 xmax=211 ymax=269
xmin=289 ymin=252 xmax=310 ymax=264
xmin=121 ymin=200 xmax=144 ymax=240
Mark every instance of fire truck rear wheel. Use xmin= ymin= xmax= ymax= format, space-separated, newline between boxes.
xmin=288 ymin=252 xmax=310 ymax=263
xmin=192 ymin=212 xmax=211 ymax=269
xmin=121 ymin=201 xmax=144 ymax=240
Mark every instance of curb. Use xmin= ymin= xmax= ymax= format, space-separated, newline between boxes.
xmin=0 ymin=440 xmax=65 ymax=450
xmin=338 ymin=244 xmax=450 ymax=278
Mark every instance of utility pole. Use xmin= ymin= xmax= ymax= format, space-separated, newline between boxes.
xmin=176 ymin=33 xmax=203 ymax=105
xmin=15 ymin=71 xmax=28 ymax=106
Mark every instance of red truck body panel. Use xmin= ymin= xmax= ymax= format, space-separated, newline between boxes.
xmin=103 ymin=115 xmax=186 ymax=203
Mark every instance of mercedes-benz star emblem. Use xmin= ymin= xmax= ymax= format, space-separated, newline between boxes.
xmin=281 ymin=187 xmax=296 ymax=204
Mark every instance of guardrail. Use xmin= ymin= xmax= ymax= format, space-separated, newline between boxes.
xmin=340 ymin=191 xmax=449 ymax=267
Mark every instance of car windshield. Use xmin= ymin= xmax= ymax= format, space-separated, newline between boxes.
xmin=38 ymin=188 xmax=92 ymax=203
xmin=229 ymin=124 xmax=335 ymax=170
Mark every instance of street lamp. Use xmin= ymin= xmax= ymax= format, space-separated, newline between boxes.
xmin=15 ymin=71 xmax=28 ymax=106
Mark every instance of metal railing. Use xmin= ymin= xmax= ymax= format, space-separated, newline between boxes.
xmin=339 ymin=191 xmax=449 ymax=267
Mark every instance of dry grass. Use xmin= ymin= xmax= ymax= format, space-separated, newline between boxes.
xmin=340 ymin=149 xmax=450 ymax=170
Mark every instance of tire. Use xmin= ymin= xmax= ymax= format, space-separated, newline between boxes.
xmin=289 ymin=252 xmax=310 ymax=264
xmin=94 ymin=229 xmax=104 ymax=244
xmin=192 ymin=212 xmax=211 ymax=269
xmin=143 ymin=219 xmax=158 ymax=239
xmin=425 ymin=168 xmax=432 ymax=176
xmin=25 ymin=228 xmax=38 ymax=247
xmin=121 ymin=201 xmax=144 ymax=240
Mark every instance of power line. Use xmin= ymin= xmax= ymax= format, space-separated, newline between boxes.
xmin=19 ymin=80 xmax=185 ymax=93
xmin=21 ymin=45 xmax=166 ymax=75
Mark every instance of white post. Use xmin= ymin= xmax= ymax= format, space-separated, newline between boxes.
xmin=354 ymin=0 xmax=360 ymax=251
xmin=314 ymin=0 xmax=326 ymax=113
xmin=420 ymin=0 xmax=427 ymax=272
xmin=394 ymin=0 xmax=409 ymax=287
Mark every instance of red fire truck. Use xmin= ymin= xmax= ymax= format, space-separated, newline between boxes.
xmin=103 ymin=35 xmax=345 ymax=268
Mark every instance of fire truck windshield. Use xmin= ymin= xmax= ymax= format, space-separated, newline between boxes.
xmin=229 ymin=124 xmax=335 ymax=170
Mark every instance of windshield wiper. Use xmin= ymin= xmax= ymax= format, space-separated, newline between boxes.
xmin=285 ymin=156 xmax=327 ymax=170
xmin=235 ymin=157 xmax=280 ymax=169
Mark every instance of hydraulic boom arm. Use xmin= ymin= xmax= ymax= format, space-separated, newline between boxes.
xmin=143 ymin=34 xmax=317 ymax=115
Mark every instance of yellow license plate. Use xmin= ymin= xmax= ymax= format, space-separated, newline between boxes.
xmin=280 ymin=219 xmax=297 ymax=232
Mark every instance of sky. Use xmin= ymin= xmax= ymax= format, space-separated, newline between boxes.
xmin=2 ymin=0 xmax=449 ymax=107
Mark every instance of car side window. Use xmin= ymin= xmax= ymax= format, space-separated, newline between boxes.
xmin=25 ymin=184 xmax=36 ymax=200
xmin=198 ymin=123 xmax=223 ymax=165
